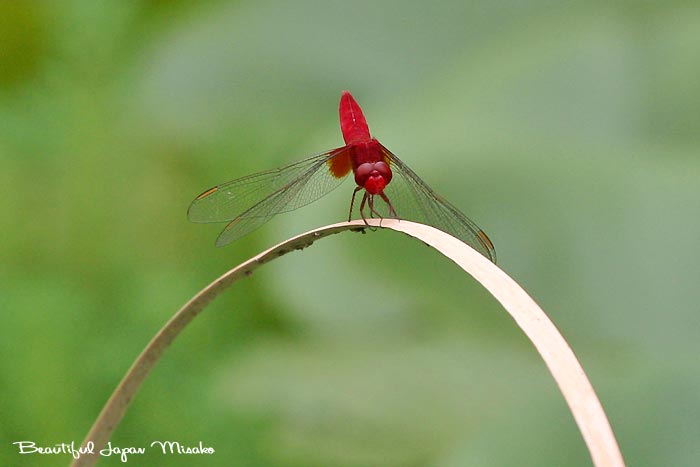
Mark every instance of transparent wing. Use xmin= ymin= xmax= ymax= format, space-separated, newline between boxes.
xmin=188 ymin=148 xmax=347 ymax=223
xmin=188 ymin=147 xmax=350 ymax=246
xmin=359 ymin=144 xmax=497 ymax=263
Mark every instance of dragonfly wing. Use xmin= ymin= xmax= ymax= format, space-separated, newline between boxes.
xmin=375 ymin=145 xmax=497 ymax=263
xmin=188 ymin=147 xmax=348 ymax=224
xmin=192 ymin=147 xmax=352 ymax=246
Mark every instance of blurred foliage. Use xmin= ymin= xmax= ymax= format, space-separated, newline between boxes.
xmin=2 ymin=1 xmax=699 ymax=466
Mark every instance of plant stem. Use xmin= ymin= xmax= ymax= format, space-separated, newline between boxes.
xmin=72 ymin=219 xmax=624 ymax=467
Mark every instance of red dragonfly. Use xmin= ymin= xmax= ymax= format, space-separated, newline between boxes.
xmin=188 ymin=91 xmax=496 ymax=262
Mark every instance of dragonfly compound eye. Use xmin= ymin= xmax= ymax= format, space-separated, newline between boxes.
xmin=354 ymin=162 xmax=392 ymax=194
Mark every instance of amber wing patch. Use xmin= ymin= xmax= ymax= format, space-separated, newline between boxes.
xmin=326 ymin=148 xmax=352 ymax=179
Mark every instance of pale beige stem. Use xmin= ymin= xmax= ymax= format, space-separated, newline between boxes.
xmin=385 ymin=219 xmax=625 ymax=467
xmin=72 ymin=219 xmax=624 ymax=467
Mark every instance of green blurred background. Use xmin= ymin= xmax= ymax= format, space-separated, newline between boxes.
xmin=2 ymin=1 xmax=699 ymax=466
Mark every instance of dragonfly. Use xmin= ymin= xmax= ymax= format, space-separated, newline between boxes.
xmin=188 ymin=91 xmax=497 ymax=263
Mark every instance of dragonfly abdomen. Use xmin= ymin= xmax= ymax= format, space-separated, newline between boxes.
xmin=339 ymin=91 xmax=371 ymax=144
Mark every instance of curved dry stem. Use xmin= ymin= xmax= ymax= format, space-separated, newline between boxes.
xmin=72 ymin=219 xmax=624 ymax=467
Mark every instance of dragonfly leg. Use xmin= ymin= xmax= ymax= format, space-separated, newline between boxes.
xmin=359 ymin=191 xmax=370 ymax=224
xmin=362 ymin=193 xmax=381 ymax=231
xmin=349 ymin=186 xmax=363 ymax=221
xmin=356 ymin=190 xmax=390 ymax=229
xmin=368 ymin=194 xmax=383 ymax=218
xmin=379 ymin=191 xmax=398 ymax=218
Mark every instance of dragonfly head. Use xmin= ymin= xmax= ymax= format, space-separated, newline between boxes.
xmin=355 ymin=161 xmax=392 ymax=194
